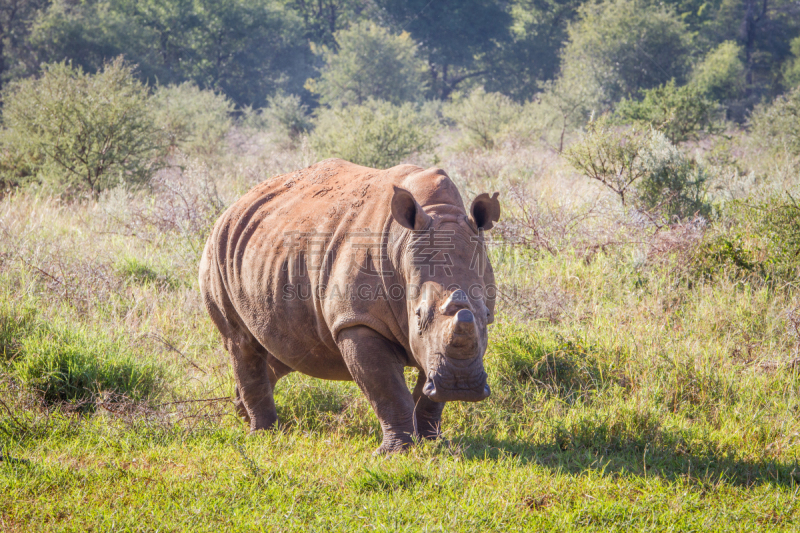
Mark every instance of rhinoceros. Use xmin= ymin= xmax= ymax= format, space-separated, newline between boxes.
xmin=199 ymin=159 xmax=501 ymax=453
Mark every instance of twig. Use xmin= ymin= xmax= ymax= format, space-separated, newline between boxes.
xmin=155 ymin=396 xmax=231 ymax=408
xmin=144 ymin=333 xmax=207 ymax=374
xmin=0 ymin=396 xmax=26 ymax=432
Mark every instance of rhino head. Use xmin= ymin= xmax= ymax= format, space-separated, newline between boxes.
xmin=391 ymin=186 xmax=501 ymax=403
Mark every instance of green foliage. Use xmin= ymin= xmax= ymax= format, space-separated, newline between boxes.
xmin=28 ymin=0 xmax=310 ymax=108
xmin=559 ymin=0 xmax=691 ymax=110
xmin=480 ymin=0 xmax=582 ymax=101
xmin=566 ymin=121 xmax=709 ymax=217
xmin=443 ymin=88 xmax=521 ymax=150
xmin=150 ymin=82 xmax=234 ymax=157
xmin=306 ymin=22 xmax=427 ymax=107
xmin=310 ymin=99 xmax=435 ymax=169
xmin=261 ymin=92 xmax=312 ymax=142
xmin=695 ymin=194 xmax=800 ymax=282
xmin=0 ymin=59 xmax=166 ymax=198
xmin=690 ymin=41 xmax=746 ymax=103
xmin=116 ymin=256 xmax=179 ymax=289
xmin=564 ymin=120 xmax=651 ymax=205
xmin=634 ymin=130 xmax=710 ymax=218
xmin=375 ymin=0 xmax=512 ymax=98
xmin=784 ymin=37 xmax=800 ymax=88
xmin=749 ymin=85 xmax=800 ymax=158
xmin=615 ymin=81 xmax=721 ymax=144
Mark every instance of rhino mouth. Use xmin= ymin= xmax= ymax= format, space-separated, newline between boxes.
xmin=422 ymin=369 xmax=490 ymax=403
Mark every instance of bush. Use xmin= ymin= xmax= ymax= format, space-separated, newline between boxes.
xmin=150 ymin=82 xmax=234 ymax=157
xmin=305 ymin=22 xmax=428 ymax=107
xmin=259 ymin=92 xmax=312 ymax=142
xmin=0 ymin=299 xmax=37 ymax=361
xmin=565 ymin=120 xmax=710 ymax=218
xmin=749 ymin=86 xmax=800 ymax=158
xmin=564 ymin=119 xmax=651 ymax=206
xmin=634 ymin=130 xmax=711 ymax=219
xmin=694 ymin=194 xmax=800 ymax=282
xmin=310 ymin=99 xmax=435 ymax=169
xmin=690 ymin=41 xmax=746 ymax=104
xmin=443 ymin=88 xmax=522 ymax=150
xmin=614 ymin=81 xmax=721 ymax=144
xmin=0 ymin=58 xmax=167 ymax=198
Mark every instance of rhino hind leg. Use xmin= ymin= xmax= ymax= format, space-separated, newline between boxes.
xmin=234 ymin=354 xmax=293 ymax=426
xmin=412 ymin=370 xmax=446 ymax=440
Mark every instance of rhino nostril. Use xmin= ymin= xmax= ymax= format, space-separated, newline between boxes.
xmin=455 ymin=309 xmax=474 ymax=323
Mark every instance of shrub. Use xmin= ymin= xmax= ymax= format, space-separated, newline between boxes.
xmin=564 ymin=119 xmax=651 ymax=206
xmin=0 ymin=58 xmax=167 ymax=198
xmin=694 ymin=194 xmax=800 ymax=282
xmin=565 ymin=120 xmax=710 ymax=218
xmin=116 ymin=255 xmax=179 ymax=289
xmin=749 ymin=86 xmax=800 ymax=158
xmin=690 ymin=41 xmax=746 ymax=103
xmin=305 ymin=21 xmax=428 ymax=107
xmin=635 ymin=130 xmax=711 ymax=219
xmin=150 ymin=82 xmax=234 ymax=157
xmin=310 ymin=99 xmax=435 ymax=169
xmin=0 ymin=299 xmax=37 ymax=361
xmin=443 ymin=88 xmax=522 ymax=150
xmin=259 ymin=92 xmax=312 ymax=142
xmin=614 ymin=81 xmax=721 ymax=144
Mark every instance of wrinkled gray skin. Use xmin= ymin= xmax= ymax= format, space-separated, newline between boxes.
xmin=199 ymin=159 xmax=501 ymax=454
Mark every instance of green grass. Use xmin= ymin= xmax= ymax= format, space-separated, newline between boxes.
xmin=1 ymin=175 xmax=800 ymax=530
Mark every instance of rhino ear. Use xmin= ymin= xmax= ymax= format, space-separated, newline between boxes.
xmin=470 ymin=192 xmax=501 ymax=231
xmin=391 ymin=186 xmax=431 ymax=230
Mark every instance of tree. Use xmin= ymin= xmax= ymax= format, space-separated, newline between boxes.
xmin=375 ymin=0 xmax=512 ymax=99
xmin=27 ymin=0 xmax=311 ymax=107
xmin=783 ymin=36 xmax=800 ymax=88
xmin=0 ymin=0 xmax=49 ymax=91
xmin=615 ymin=81 xmax=721 ymax=143
xmin=564 ymin=119 xmax=651 ymax=206
xmin=565 ymin=119 xmax=709 ymax=218
xmin=481 ymin=0 xmax=582 ymax=102
xmin=305 ymin=21 xmax=427 ymax=107
xmin=749 ymin=85 xmax=800 ymax=158
xmin=285 ymin=0 xmax=372 ymax=49
xmin=559 ymin=0 xmax=691 ymax=111
xmin=0 ymin=59 xmax=167 ymax=198
xmin=310 ymin=99 xmax=435 ymax=168
xmin=690 ymin=41 xmax=746 ymax=103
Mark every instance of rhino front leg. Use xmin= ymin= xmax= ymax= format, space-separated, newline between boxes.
xmin=337 ymin=326 xmax=415 ymax=454
xmin=412 ymin=370 xmax=445 ymax=440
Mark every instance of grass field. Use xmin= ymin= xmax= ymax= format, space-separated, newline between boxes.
xmin=2 ymin=134 xmax=800 ymax=531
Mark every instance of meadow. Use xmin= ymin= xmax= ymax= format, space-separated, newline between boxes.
xmin=1 ymin=114 xmax=799 ymax=532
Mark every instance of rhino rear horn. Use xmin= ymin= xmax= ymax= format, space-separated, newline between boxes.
xmin=470 ymin=192 xmax=501 ymax=231
xmin=391 ymin=186 xmax=431 ymax=231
